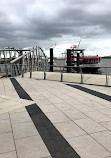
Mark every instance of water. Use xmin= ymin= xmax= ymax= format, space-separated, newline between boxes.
xmin=55 ymin=58 xmax=111 ymax=75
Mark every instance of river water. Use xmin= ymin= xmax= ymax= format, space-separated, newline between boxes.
xmin=55 ymin=58 xmax=111 ymax=75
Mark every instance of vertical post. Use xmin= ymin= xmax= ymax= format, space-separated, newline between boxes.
xmin=35 ymin=46 xmax=38 ymax=71
xmin=19 ymin=50 xmax=23 ymax=74
xmin=77 ymin=53 xmax=80 ymax=73
xmin=6 ymin=64 xmax=8 ymax=77
xmin=50 ymin=48 xmax=53 ymax=72
xmin=44 ymin=70 xmax=46 ymax=80
xmin=105 ymin=68 xmax=108 ymax=87
xmin=37 ymin=47 xmax=40 ymax=71
xmin=22 ymin=56 xmax=24 ymax=78
xmin=28 ymin=54 xmax=30 ymax=71
xmin=80 ymin=68 xmax=83 ymax=84
xmin=44 ymin=56 xmax=46 ymax=80
xmin=32 ymin=47 xmax=35 ymax=71
xmin=60 ymin=66 xmax=63 ymax=82
xmin=22 ymin=69 xmax=24 ymax=78
xmin=29 ymin=53 xmax=32 ymax=78
xmin=67 ymin=49 xmax=71 ymax=73
xmin=11 ymin=64 xmax=13 ymax=77
xmin=30 ymin=70 xmax=32 ymax=78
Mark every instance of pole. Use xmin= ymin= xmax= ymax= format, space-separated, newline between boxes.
xmin=105 ymin=68 xmax=108 ymax=87
xmin=50 ymin=48 xmax=53 ymax=72
xmin=77 ymin=53 xmax=80 ymax=73
xmin=67 ymin=49 xmax=71 ymax=73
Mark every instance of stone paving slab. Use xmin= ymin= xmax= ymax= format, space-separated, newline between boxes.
xmin=91 ymin=131 xmax=111 ymax=153
xmin=0 ymin=95 xmax=35 ymax=114
xmin=0 ymin=119 xmax=12 ymax=134
xmin=54 ymin=121 xmax=86 ymax=139
xmin=0 ymin=151 xmax=17 ymax=158
xmin=12 ymin=121 xmax=38 ymax=139
xmin=0 ymin=132 xmax=15 ymax=154
xmin=67 ymin=135 xmax=110 ymax=158
xmin=15 ymin=135 xmax=50 ymax=158
xmin=46 ymin=111 xmax=70 ymax=124
xmin=10 ymin=111 xmax=32 ymax=124
xmin=74 ymin=118 xmax=106 ymax=134
xmin=0 ymin=113 xmax=9 ymax=120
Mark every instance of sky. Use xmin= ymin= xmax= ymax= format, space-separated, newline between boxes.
xmin=0 ymin=0 xmax=111 ymax=57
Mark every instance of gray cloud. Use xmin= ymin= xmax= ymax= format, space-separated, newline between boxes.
xmin=0 ymin=0 xmax=111 ymax=48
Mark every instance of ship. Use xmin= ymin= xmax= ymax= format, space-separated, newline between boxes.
xmin=65 ymin=45 xmax=101 ymax=73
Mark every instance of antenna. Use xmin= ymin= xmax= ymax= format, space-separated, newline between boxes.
xmin=50 ymin=43 xmax=56 ymax=49
xmin=45 ymin=43 xmax=56 ymax=50
xmin=78 ymin=39 xmax=81 ymax=48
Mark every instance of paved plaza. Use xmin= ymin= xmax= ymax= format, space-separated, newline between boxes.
xmin=1 ymin=74 xmax=111 ymax=158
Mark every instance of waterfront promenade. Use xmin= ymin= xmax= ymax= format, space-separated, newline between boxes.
xmin=1 ymin=74 xmax=111 ymax=158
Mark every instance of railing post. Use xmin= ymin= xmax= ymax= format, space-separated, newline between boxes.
xmin=37 ymin=47 xmax=40 ymax=71
xmin=19 ymin=50 xmax=23 ymax=74
xmin=29 ymin=57 xmax=32 ymax=78
xmin=60 ymin=66 xmax=63 ymax=82
xmin=44 ymin=71 xmax=46 ymax=80
xmin=22 ymin=68 xmax=24 ymax=78
xmin=6 ymin=64 xmax=8 ymax=77
xmin=105 ymin=67 xmax=108 ymax=87
xmin=22 ymin=56 xmax=25 ymax=78
xmin=44 ymin=58 xmax=46 ymax=80
xmin=30 ymin=67 xmax=32 ymax=78
xmin=80 ymin=67 xmax=83 ymax=84
xmin=11 ymin=64 xmax=13 ymax=77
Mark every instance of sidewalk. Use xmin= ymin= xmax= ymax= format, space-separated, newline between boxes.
xmin=0 ymin=76 xmax=111 ymax=158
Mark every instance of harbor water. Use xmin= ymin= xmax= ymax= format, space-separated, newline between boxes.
xmin=55 ymin=58 xmax=111 ymax=75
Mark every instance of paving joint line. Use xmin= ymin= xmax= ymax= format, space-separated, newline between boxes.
xmin=8 ymin=112 xmax=18 ymax=158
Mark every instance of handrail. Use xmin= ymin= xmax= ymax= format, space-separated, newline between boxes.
xmin=10 ymin=50 xmax=33 ymax=64
xmin=0 ymin=49 xmax=31 ymax=51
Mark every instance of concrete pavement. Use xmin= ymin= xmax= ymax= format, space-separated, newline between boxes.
xmin=1 ymin=76 xmax=111 ymax=157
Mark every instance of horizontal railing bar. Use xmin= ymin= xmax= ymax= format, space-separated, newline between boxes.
xmin=1 ymin=64 xmax=111 ymax=69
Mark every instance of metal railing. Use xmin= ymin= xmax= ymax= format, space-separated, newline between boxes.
xmin=8 ymin=64 xmax=110 ymax=87
xmin=1 ymin=58 xmax=111 ymax=87
xmin=0 ymin=46 xmax=49 ymax=77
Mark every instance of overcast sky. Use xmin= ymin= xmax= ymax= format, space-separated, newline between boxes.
xmin=0 ymin=0 xmax=111 ymax=56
